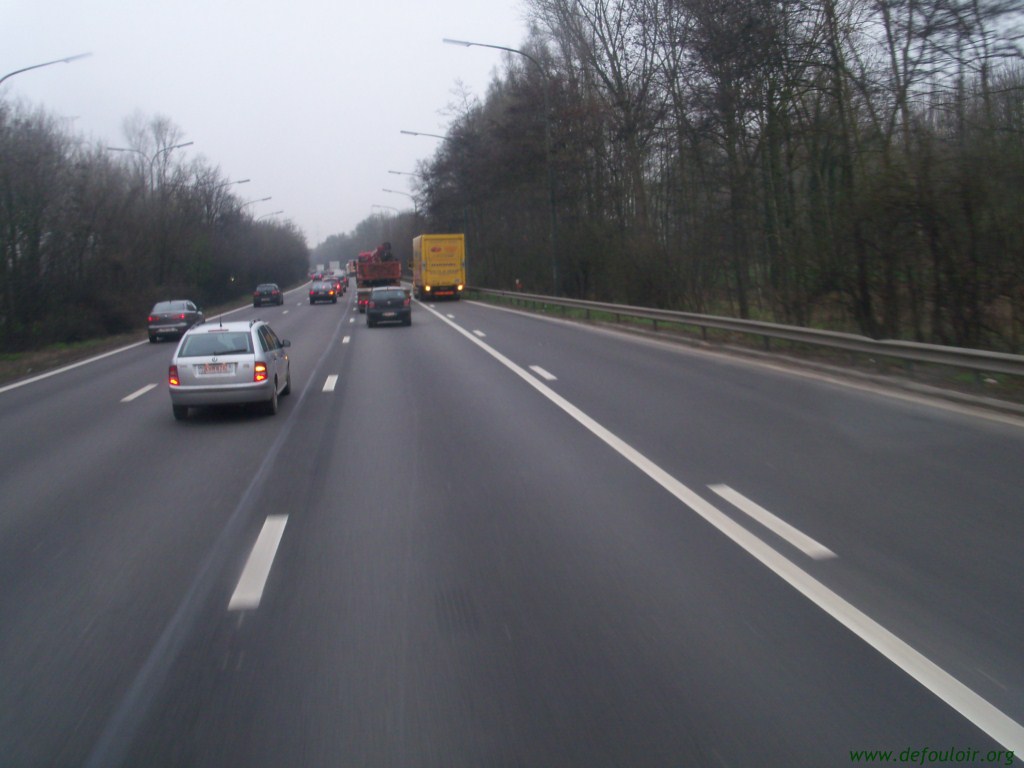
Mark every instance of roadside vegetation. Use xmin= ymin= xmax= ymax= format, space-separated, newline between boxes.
xmin=380 ymin=0 xmax=1024 ymax=352
xmin=0 ymin=108 xmax=309 ymax=352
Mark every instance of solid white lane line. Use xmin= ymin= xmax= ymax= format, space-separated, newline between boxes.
xmin=0 ymin=341 xmax=149 ymax=396
xmin=121 ymin=384 xmax=158 ymax=402
xmin=323 ymin=375 xmax=339 ymax=392
xmin=530 ymin=365 xmax=557 ymax=381
xmin=343 ymin=336 xmax=351 ymax=344
xmin=283 ymin=310 xmax=289 ymax=315
xmin=447 ymin=314 xmax=455 ymax=319
xmin=350 ymin=318 xmax=355 ymax=323
xmin=419 ymin=301 xmax=1024 ymax=756
xmin=473 ymin=330 xmax=486 ymax=338
xmin=709 ymin=484 xmax=837 ymax=560
xmin=228 ymin=515 xmax=289 ymax=611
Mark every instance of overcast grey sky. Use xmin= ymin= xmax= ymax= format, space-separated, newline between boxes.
xmin=2 ymin=0 xmax=531 ymax=246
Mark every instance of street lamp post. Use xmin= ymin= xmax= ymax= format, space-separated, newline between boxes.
xmin=444 ymin=38 xmax=558 ymax=294
xmin=0 ymin=53 xmax=91 ymax=87
xmin=382 ymin=188 xmax=418 ymax=215
xmin=399 ymin=130 xmax=449 ymax=141
xmin=213 ymin=178 xmax=250 ymax=191
xmin=106 ymin=141 xmax=194 ymax=192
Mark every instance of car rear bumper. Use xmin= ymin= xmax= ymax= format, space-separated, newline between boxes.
xmin=367 ymin=309 xmax=411 ymax=324
xmin=169 ymin=380 xmax=275 ymax=406
xmin=149 ymin=324 xmax=190 ymax=336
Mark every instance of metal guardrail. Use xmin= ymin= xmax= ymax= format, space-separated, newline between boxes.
xmin=467 ymin=288 xmax=1024 ymax=380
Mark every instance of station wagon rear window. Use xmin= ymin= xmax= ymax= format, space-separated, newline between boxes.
xmin=178 ymin=332 xmax=254 ymax=357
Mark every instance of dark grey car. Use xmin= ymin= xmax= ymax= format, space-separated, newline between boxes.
xmin=253 ymin=283 xmax=284 ymax=306
xmin=366 ymin=286 xmax=411 ymax=327
xmin=147 ymin=300 xmax=204 ymax=342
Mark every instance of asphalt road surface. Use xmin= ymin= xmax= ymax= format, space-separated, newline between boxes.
xmin=1 ymin=284 xmax=1021 ymax=766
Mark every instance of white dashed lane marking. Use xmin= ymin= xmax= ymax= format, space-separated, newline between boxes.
xmin=122 ymin=384 xmax=158 ymax=402
xmin=228 ymin=515 xmax=289 ymax=611
xmin=529 ymin=366 xmax=557 ymax=381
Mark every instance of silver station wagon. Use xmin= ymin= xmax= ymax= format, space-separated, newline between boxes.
xmin=168 ymin=319 xmax=291 ymax=420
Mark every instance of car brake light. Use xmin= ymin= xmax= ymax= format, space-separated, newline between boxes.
xmin=168 ymin=365 xmax=180 ymax=386
xmin=254 ymin=362 xmax=268 ymax=382
xmin=309 ymin=290 xmax=314 ymax=295
xmin=178 ymin=314 xmax=186 ymax=320
xmin=403 ymin=298 xmax=411 ymax=307
xmin=148 ymin=315 xmax=156 ymax=323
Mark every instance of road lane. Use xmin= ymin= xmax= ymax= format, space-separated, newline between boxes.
xmin=2 ymin=290 xmax=1021 ymax=765
xmin=447 ymin=298 xmax=1024 ymax=725
xmin=115 ymin=298 xmax=1017 ymax=765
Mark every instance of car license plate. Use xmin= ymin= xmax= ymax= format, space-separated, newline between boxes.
xmin=199 ymin=363 xmax=232 ymax=375
xmin=383 ymin=311 xmax=396 ymax=317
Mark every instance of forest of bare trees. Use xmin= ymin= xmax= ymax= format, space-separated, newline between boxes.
xmin=414 ymin=0 xmax=1024 ymax=350
xmin=0 ymin=108 xmax=308 ymax=351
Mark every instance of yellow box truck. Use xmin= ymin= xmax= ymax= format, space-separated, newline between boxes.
xmin=412 ymin=234 xmax=466 ymax=300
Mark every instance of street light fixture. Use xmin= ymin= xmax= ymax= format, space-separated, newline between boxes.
xmin=444 ymin=37 xmax=558 ymax=294
xmin=382 ymin=188 xmax=418 ymax=215
xmin=241 ymin=196 xmax=272 ymax=207
xmin=257 ymin=210 xmax=284 ymax=220
xmin=400 ymin=130 xmax=449 ymax=141
xmin=107 ymin=140 xmax=194 ymax=191
xmin=388 ymin=170 xmax=418 ymax=177
xmin=213 ymin=178 xmax=250 ymax=191
xmin=0 ymin=52 xmax=92 ymax=87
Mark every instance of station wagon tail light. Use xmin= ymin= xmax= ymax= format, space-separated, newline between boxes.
xmin=254 ymin=362 xmax=268 ymax=382
xmin=168 ymin=365 xmax=180 ymax=387
xmin=367 ymin=300 xmax=376 ymax=308
xmin=403 ymin=297 xmax=411 ymax=307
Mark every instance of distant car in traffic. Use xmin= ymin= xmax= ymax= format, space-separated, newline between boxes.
xmin=309 ymin=281 xmax=337 ymax=304
xmin=168 ymin=319 xmax=291 ymax=420
xmin=253 ymin=283 xmax=284 ymax=306
xmin=147 ymin=300 xmax=204 ymax=342
xmin=365 ymin=286 xmax=411 ymax=327
xmin=326 ymin=275 xmax=345 ymax=296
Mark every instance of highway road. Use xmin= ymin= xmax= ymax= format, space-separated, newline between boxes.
xmin=1 ymin=282 xmax=1021 ymax=766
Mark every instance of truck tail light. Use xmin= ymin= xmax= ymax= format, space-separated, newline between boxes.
xmin=254 ymin=362 xmax=268 ymax=383
xmin=168 ymin=365 xmax=180 ymax=386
